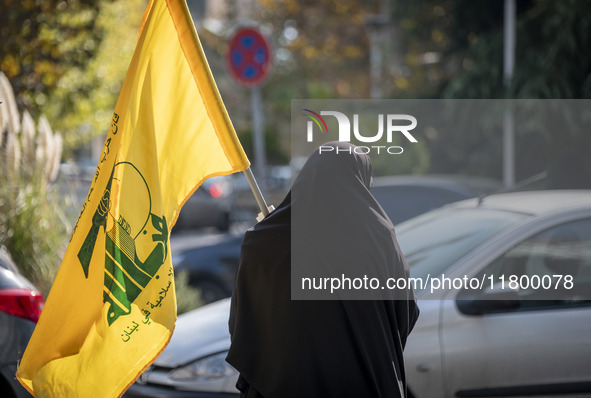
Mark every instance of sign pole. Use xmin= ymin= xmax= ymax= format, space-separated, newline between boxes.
xmin=226 ymin=26 xmax=274 ymax=220
xmin=251 ymin=85 xmax=266 ymax=181
xmin=503 ymin=0 xmax=516 ymax=187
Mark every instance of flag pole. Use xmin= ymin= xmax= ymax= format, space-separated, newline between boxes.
xmin=243 ymin=168 xmax=274 ymax=221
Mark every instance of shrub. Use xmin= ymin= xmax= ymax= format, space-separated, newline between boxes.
xmin=0 ymin=72 xmax=66 ymax=295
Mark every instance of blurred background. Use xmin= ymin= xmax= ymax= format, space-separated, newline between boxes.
xmin=1 ymin=1 xmax=591 ymax=397
xmin=1 ymin=0 xmax=590 ymax=302
xmin=2 ymin=0 xmax=591 ymax=305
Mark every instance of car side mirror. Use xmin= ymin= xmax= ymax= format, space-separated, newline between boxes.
xmin=456 ymin=285 xmax=521 ymax=315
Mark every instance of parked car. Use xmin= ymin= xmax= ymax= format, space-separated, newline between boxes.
xmin=0 ymin=248 xmax=45 ymax=398
xmin=370 ymin=174 xmax=501 ymax=224
xmin=127 ymin=190 xmax=591 ymax=397
xmin=174 ymin=177 xmax=235 ymax=231
xmin=173 ymin=175 xmax=501 ymax=303
xmin=172 ymin=234 xmax=243 ymax=304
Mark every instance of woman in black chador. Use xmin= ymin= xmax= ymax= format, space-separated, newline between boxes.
xmin=226 ymin=142 xmax=419 ymax=398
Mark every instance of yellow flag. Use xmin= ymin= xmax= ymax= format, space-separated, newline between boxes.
xmin=16 ymin=0 xmax=249 ymax=396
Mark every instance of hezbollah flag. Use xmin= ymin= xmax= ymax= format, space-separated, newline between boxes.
xmin=16 ymin=0 xmax=249 ymax=396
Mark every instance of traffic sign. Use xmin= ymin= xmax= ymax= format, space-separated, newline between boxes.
xmin=226 ymin=27 xmax=272 ymax=87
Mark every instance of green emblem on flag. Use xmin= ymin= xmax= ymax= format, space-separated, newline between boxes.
xmin=77 ymin=162 xmax=168 ymax=326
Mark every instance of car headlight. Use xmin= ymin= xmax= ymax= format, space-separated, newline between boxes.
xmin=169 ymin=352 xmax=238 ymax=382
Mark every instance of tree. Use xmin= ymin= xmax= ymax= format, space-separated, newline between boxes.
xmin=0 ymin=0 xmax=149 ymax=154
xmin=258 ymin=0 xmax=374 ymax=98
xmin=42 ymin=0 xmax=147 ymax=152
xmin=192 ymin=0 xmax=431 ymax=174
xmin=0 ymin=0 xmax=110 ymax=113
xmin=390 ymin=0 xmax=591 ymax=187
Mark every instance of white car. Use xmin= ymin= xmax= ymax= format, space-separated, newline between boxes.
xmin=125 ymin=190 xmax=591 ymax=398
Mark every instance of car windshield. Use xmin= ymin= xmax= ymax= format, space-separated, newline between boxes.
xmin=396 ymin=207 xmax=528 ymax=286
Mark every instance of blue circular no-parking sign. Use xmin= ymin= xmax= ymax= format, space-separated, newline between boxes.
xmin=226 ymin=27 xmax=272 ymax=87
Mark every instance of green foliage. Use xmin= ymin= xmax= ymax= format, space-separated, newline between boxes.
xmin=174 ymin=270 xmax=203 ymax=315
xmin=259 ymin=0 xmax=374 ymax=98
xmin=238 ymin=127 xmax=290 ymax=165
xmin=0 ymin=0 xmax=111 ymax=114
xmin=390 ymin=0 xmax=591 ymax=186
xmin=1 ymin=0 xmax=147 ymax=155
xmin=370 ymin=143 xmax=430 ymax=176
xmin=199 ymin=0 xmax=385 ymax=165
xmin=42 ymin=0 xmax=147 ymax=153
xmin=391 ymin=0 xmax=591 ymax=100
xmin=0 ymin=167 xmax=67 ymax=295
xmin=439 ymin=0 xmax=591 ymax=99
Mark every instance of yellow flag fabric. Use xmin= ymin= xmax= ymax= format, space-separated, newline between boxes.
xmin=16 ymin=0 xmax=249 ymax=396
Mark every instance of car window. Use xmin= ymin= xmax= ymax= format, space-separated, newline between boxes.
xmin=478 ymin=218 xmax=591 ymax=311
xmin=396 ymin=208 xmax=527 ymax=287
xmin=371 ymin=186 xmax=468 ymax=224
